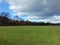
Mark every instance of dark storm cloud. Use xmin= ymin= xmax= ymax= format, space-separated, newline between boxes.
xmin=6 ymin=0 xmax=60 ymax=23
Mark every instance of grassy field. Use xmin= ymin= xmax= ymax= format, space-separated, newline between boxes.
xmin=0 ymin=26 xmax=60 ymax=45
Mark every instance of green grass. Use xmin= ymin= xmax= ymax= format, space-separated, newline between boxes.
xmin=0 ymin=26 xmax=60 ymax=45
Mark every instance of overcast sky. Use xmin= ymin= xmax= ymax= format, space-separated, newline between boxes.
xmin=0 ymin=0 xmax=60 ymax=23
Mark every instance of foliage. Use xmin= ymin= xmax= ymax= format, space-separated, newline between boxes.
xmin=0 ymin=12 xmax=60 ymax=26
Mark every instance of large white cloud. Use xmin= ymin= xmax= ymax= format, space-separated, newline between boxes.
xmin=6 ymin=0 xmax=60 ymax=23
xmin=40 ymin=15 xmax=60 ymax=23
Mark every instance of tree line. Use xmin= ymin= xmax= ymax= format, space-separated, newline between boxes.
xmin=0 ymin=12 xmax=60 ymax=26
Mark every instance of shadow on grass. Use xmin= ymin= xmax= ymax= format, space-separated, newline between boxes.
xmin=0 ymin=37 xmax=13 ymax=45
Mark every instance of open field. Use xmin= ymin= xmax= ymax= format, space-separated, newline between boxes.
xmin=0 ymin=26 xmax=60 ymax=45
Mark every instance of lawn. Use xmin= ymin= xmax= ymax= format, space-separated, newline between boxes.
xmin=0 ymin=26 xmax=60 ymax=45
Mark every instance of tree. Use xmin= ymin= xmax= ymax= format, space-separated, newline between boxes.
xmin=0 ymin=12 xmax=10 ymax=26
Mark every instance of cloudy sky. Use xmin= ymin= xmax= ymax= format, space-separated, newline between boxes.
xmin=0 ymin=0 xmax=60 ymax=23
